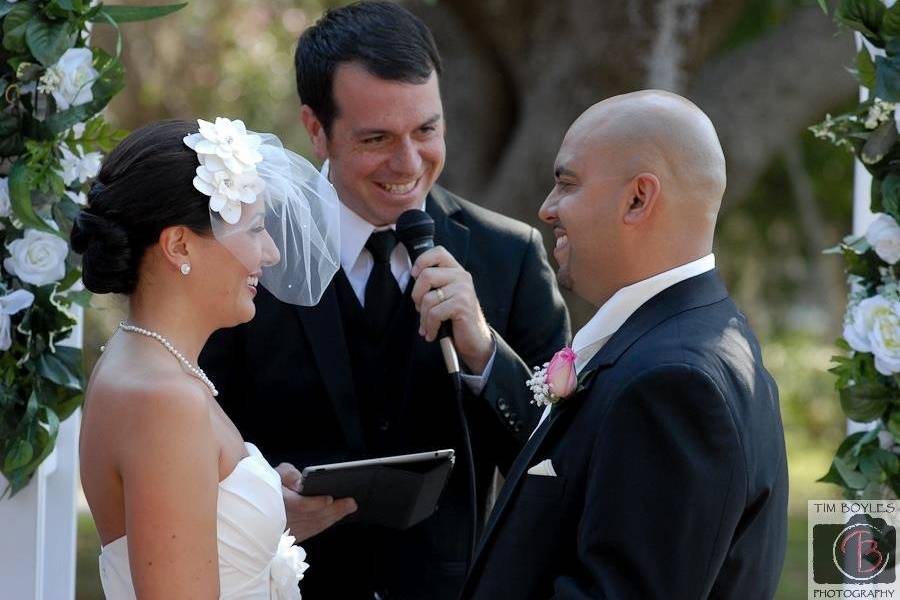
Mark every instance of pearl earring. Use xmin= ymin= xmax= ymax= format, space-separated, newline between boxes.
xmin=180 ymin=263 xmax=191 ymax=276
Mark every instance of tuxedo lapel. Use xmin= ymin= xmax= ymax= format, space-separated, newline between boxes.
xmin=470 ymin=270 xmax=729 ymax=571
xmin=473 ymin=397 xmax=576 ymax=565
xmin=295 ymin=280 xmax=366 ymax=452
xmin=428 ymin=186 xmax=470 ymax=268
xmin=589 ymin=269 xmax=729 ymax=371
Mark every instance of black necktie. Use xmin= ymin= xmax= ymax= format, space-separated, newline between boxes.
xmin=364 ymin=229 xmax=402 ymax=337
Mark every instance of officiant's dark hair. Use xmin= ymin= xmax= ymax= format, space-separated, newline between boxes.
xmin=294 ymin=0 xmax=442 ymax=136
xmin=71 ymin=119 xmax=212 ymax=295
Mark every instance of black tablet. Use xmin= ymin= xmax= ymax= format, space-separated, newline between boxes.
xmin=299 ymin=449 xmax=455 ymax=530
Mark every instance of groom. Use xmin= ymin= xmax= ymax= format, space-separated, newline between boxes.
xmin=461 ymin=91 xmax=788 ymax=598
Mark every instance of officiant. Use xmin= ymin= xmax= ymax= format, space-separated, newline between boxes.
xmin=199 ymin=2 xmax=569 ymax=599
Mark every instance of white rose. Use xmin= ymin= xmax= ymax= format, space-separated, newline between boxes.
xmin=871 ymin=303 xmax=900 ymax=375
xmin=3 ymin=229 xmax=69 ymax=286
xmin=46 ymin=48 xmax=98 ymax=111
xmin=0 ymin=177 xmax=9 ymax=218
xmin=865 ymin=213 xmax=900 ymax=264
xmin=58 ymin=144 xmax=102 ymax=186
xmin=844 ymin=295 xmax=894 ymax=353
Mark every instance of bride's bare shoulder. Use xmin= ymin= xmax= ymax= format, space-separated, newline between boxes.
xmin=85 ymin=363 xmax=213 ymax=438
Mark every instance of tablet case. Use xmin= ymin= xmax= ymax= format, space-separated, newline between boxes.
xmin=300 ymin=454 xmax=454 ymax=530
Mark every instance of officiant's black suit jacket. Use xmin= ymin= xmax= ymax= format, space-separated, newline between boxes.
xmin=461 ymin=270 xmax=788 ymax=600
xmin=200 ymin=185 xmax=570 ymax=599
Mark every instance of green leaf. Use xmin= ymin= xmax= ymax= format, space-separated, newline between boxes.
xmin=3 ymin=439 xmax=33 ymax=472
xmin=852 ymin=427 xmax=882 ymax=456
xmin=2 ymin=2 xmax=38 ymax=53
xmin=839 ymin=0 xmax=887 ymax=42
xmin=819 ymin=432 xmax=878 ymax=489
xmin=8 ymin=160 xmax=58 ymax=235
xmin=36 ymin=348 xmax=82 ymax=390
xmin=38 ymin=406 xmax=60 ymax=442
xmin=862 ymin=118 xmax=898 ymax=163
xmin=844 ymin=247 xmax=882 ymax=280
xmin=874 ymin=447 xmax=900 ymax=474
xmin=55 ymin=268 xmax=81 ymax=293
xmin=63 ymin=288 xmax=92 ymax=308
xmin=882 ymin=174 xmax=900 ymax=222
xmin=53 ymin=392 xmax=82 ymax=421
xmin=818 ymin=0 xmax=829 ymax=14
xmin=875 ymin=55 xmax=900 ymax=101
xmin=835 ymin=454 xmax=871 ymax=489
xmin=859 ymin=454 xmax=883 ymax=479
xmin=858 ymin=47 xmax=877 ymax=89
xmin=885 ymin=4 xmax=900 ymax=40
xmin=0 ymin=3 xmax=17 ymax=18
xmin=888 ymin=410 xmax=900 ymax=439
xmin=840 ymin=381 xmax=893 ymax=421
xmin=90 ymin=3 xmax=188 ymax=24
xmin=25 ymin=18 xmax=76 ymax=67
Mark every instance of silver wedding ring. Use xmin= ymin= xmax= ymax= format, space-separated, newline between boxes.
xmin=435 ymin=287 xmax=446 ymax=303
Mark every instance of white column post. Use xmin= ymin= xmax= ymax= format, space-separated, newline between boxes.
xmin=0 ymin=305 xmax=82 ymax=600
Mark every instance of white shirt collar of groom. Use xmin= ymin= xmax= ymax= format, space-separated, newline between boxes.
xmin=571 ymin=254 xmax=716 ymax=373
xmin=320 ymin=160 xmax=426 ymax=305
xmin=532 ymin=253 xmax=716 ymax=436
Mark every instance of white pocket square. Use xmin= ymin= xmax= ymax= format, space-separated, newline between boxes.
xmin=527 ymin=459 xmax=557 ymax=477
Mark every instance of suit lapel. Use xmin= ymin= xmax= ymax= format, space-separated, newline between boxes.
xmin=295 ymin=280 xmax=366 ymax=452
xmin=473 ymin=394 xmax=581 ymax=565
xmin=470 ymin=270 xmax=730 ymax=570
xmin=427 ymin=186 xmax=470 ymax=267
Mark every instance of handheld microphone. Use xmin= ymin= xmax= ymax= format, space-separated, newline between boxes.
xmin=396 ymin=207 xmax=477 ymax=565
xmin=395 ymin=209 xmax=461 ymax=379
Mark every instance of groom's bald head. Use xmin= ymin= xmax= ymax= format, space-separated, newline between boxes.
xmin=573 ymin=90 xmax=726 ymax=220
xmin=540 ymin=90 xmax=727 ymax=306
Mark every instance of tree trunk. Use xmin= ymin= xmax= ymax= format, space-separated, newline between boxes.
xmin=412 ymin=1 xmax=856 ymax=222
xmin=409 ymin=1 xmax=856 ymax=327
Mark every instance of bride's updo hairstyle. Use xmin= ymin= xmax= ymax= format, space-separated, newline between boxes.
xmin=71 ymin=120 xmax=211 ymax=295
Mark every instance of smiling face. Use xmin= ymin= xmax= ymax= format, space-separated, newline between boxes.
xmin=302 ymin=63 xmax=445 ymax=226
xmin=539 ymin=120 xmax=631 ymax=306
xmin=200 ymin=200 xmax=280 ymax=325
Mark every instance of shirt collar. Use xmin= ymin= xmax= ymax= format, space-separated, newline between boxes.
xmin=571 ymin=254 xmax=716 ymax=364
xmin=321 ymin=160 xmax=427 ymax=273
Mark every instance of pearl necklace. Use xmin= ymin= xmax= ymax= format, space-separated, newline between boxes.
xmin=115 ymin=321 xmax=219 ymax=397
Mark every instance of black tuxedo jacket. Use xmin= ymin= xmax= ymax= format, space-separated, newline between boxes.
xmin=461 ymin=270 xmax=788 ymax=600
xmin=199 ymin=185 xmax=570 ymax=599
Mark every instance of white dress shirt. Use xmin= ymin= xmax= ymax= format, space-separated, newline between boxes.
xmin=322 ymin=161 xmax=494 ymax=393
xmin=532 ymin=254 xmax=716 ymax=432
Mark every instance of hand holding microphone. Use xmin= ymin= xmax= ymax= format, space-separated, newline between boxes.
xmin=396 ymin=210 xmax=494 ymax=375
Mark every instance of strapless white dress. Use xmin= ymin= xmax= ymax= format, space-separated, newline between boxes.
xmin=98 ymin=442 xmax=308 ymax=599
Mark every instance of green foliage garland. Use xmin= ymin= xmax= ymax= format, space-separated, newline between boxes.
xmin=814 ymin=0 xmax=900 ymax=498
xmin=0 ymin=0 xmax=185 ymax=497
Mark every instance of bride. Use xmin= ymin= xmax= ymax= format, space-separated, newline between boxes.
xmin=73 ymin=118 xmax=342 ymax=599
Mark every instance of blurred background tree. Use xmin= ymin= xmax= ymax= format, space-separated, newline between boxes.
xmin=76 ymin=1 xmax=855 ymax=598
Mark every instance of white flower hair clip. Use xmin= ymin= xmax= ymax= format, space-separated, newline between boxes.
xmin=183 ymin=117 xmax=266 ymax=224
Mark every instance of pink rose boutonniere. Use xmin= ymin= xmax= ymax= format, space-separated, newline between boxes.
xmin=526 ymin=346 xmax=595 ymax=408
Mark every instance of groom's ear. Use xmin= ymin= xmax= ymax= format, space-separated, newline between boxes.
xmin=300 ymin=105 xmax=329 ymax=162
xmin=623 ymin=172 xmax=660 ymax=225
